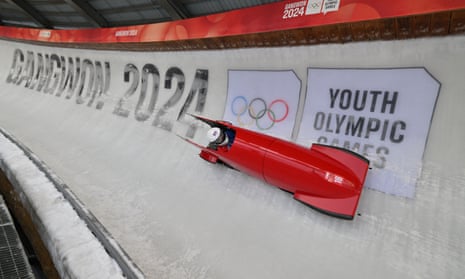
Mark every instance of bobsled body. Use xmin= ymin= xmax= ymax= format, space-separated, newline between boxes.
xmin=185 ymin=115 xmax=370 ymax=219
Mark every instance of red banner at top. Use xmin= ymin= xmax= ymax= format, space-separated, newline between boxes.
xmin=1 ymin=0 xmax=464 ymax=44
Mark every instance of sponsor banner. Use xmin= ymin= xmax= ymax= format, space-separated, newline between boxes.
xmin=298 ymin=68 xmax=440 ymax=197
xmin=0 ymin=0 xmax=464 ymax=43
xmin=224 ymin=70 xmax=300 ymax=140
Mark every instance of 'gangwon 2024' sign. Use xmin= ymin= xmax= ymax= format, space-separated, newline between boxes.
xmin=5 ymin=48 xmax=209 ymax=138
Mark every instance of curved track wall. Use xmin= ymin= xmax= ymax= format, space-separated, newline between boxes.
xmin=0 ymin=35 xmax=464 ymax=278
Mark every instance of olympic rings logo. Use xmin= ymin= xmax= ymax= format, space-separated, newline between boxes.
xmin=230 ymin=96 xmax=289 ymax=130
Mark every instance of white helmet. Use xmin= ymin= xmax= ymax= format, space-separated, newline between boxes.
xmin=207 ymin=127 xmax=222 ymax=142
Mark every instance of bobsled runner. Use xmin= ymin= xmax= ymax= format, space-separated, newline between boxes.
xmin=180 ymin=114 xmax=370 ymax=220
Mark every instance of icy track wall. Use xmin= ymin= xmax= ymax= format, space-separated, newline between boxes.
xmin=0 ymin=36 xmax=464 ymax=279
xmin=0 ymin=128 xmax=130 ymax=278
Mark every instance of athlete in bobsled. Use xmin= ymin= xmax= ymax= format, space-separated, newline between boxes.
xmin=206 ymin=126 xmax=235 ymax=150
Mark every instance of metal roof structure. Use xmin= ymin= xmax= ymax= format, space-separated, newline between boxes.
xmin=0 ymin=0 xmax=281 ymax=29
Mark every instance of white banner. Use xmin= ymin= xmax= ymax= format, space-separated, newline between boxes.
xmin=322 ymin=0 xmax=340 ymax=14
xmin=305 ymin=0 xmax=340 ymax=15
xmin=298 ymin=68 xmax=440 ymax=198
xmin=224 ymin=70 xmax=300 ymax=140
xmin=306 ymin=0 xmax=323 ymax=15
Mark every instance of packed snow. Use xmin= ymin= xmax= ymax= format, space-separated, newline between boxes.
xmin=0 ymin=129 xmax=126 ymax=278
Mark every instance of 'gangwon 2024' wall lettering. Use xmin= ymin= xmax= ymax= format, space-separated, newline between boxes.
xmin=6 ymin=48 xmax=110 ymax=109
xmin=5 ymin=48 xmax=209 ymax=138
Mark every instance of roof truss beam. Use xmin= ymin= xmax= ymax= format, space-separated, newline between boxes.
xmin=63 ymin=0 xmax=109 ymax=28
xmin=156 ymin=0 xmax=189 ymax=20
xmin=6 ymin=0 xmax=52 ymax=28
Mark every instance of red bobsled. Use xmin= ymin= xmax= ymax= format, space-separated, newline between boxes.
xmin=181 ymin=114 xmax=370 ymax=219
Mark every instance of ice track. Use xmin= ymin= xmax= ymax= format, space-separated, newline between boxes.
xmin=0 ymin=37 xmax=465 ymax=278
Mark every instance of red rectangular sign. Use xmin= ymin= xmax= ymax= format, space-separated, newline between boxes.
xmin=0 ymin=0 xmax=464 ymax=43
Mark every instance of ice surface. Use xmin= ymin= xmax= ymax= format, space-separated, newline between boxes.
xmin=0 ymin=36 xmax=464 ymax=278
